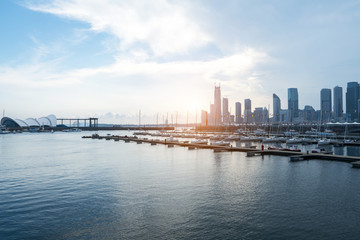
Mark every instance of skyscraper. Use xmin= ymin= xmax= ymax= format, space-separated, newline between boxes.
xmin=333 ymin=86 xmax=343 ymax=119
xmin=214 ymin=85 xmax=222 ymax=126
xmin=273 ymin=93 xmax=281 ymax=123
xmin=288 ymin=88 xmax=299 ymax=122
xmin=244 ymin=99 xmax=251 ymax=123
xmin=263 ymin=107 xmax=269 ymax=123
xmin=209 ymin=103 xmax=215 ymax=126
xmin=320 ymin=88 xmax=331 ymax=122
xmin=201 ymin=110 xmax=208 ymax=126
xmin=254 ymin=107 xmax=263 ymax=123
xmin=222 ymin=97 xmax=229 ymax=123
xmin=346 ymin=82 xmax=359 ymax=121
xmin=304 ymin=105 xmax=315 ymax=122
xmin=235 ymin=102 xmax=242 ymax=124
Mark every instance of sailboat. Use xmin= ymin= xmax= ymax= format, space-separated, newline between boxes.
xmin=344 ymin=123 xmax=354 ymax=144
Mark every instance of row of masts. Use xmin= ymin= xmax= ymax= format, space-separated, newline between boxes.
xmin=138 ymin=110 xmax=198 ymax=128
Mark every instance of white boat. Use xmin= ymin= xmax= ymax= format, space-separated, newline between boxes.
xmin=0 ymin=129 xmax=10 ymax=134
xmin=262 ymin=137 xmax=284 ymax=143
xmin=133 ymin=131 xmax=148 ymax=135
xmin=191 ymin=139 xmax=208 ymax=144
xmin=286 ymin=138 xmax=303 ymax=144
xmin=210 ymin=141 xmax=230 ymax=146
xmin=284 ymin=130 xmax=299 ymax=137
xmin=301 ymin=137 xmax=316 ymax=144
xmin=240 ymin=136 xmax=263 ymax=142
xmin=224 ymin=135 xmax=240 ymax=141
xmin=165 ymin=136 xmax=178 ymax=142
xmin=317 ymin=139 xmax=331 ymax=145
xmin=253 ymin=129 xmax=266 ymax=136
xmin=151 ymin=132 xmax=162 ymax=137
xmin=62 ymin=128 xmax=82 ymax=132
xmin=210 ymin=135 xmax=222 ymax=141
xmin=195 ymin=135 xmax=209 ymax=139
xmin=311 ymin=148 xmax=332 ymax=154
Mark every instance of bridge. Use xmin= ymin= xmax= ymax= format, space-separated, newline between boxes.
xmin=57 ymin=118 xmax=98 ymax=128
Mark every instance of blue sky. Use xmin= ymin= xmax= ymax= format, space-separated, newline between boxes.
xmin=1 ymin=0 xmax=360 ymax=124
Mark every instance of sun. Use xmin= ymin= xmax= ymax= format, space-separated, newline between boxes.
xmin=185 ymin=99 xmax=202 ymax=112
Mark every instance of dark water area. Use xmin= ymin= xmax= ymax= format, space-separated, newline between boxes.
xmin=1 ymin=131 xmax=360 ymax=239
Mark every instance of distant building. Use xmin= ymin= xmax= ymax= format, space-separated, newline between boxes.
xmin=230 ymin=115 xmax=235 ymax=123
xmin=254 ymin=107 xmax=263 ymax=123
xmin=315 ymin=110 xmax=321 ymax=122
xmin=273 ymin=94 xmax=281 ymax=123
xmin=1 ymin=115 xmax=57 ymax=128
xmin=222 ymin=97 xmax=229 ymax=124
xmin=244 ymin=99 xmax=252 ymax=123
xmin=288 ymin=88 xmax=299 ymax=122
xmin=263 ymin=107 xmax=269 ymax=123
xmin=303 ymin=105 xmax=315 ymax=122
xmin=201 ymin=110 xmax=208 ymax=126
xmin=320 ymin=88 xmax=331 ymax=122
xmin=333 ymin=86 xmax=343 ymax=120
xmin=280 ymin=109 xmax=288 ymax=122
xmin=209 ymin=104 xmax=215 ymax=126
xmin=235 ymin=102 xmax=242 ymax=124
xmin=214 ymin=85 xmax=222 ymax=126
xmin=346 ymin=82 xmax=359 ymax=121
xmin=358 ymin=99 xmax=360 ymax=121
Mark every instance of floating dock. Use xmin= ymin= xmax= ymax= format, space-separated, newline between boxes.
xmin=83 ymin=135 xmax=360 ymax=168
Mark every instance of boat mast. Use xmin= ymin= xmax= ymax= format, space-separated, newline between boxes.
xmin=187 ymin=111 xmax=189 ymax=129
xmin=139 ymin=109 xmax=141 ymax=127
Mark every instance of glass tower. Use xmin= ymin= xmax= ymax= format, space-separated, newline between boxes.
xmin=287 ymin=88 xmax=299 ymax=122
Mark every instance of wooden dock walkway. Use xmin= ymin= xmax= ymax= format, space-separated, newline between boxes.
xmin=82 ymin=135 xmax=360 ymax=168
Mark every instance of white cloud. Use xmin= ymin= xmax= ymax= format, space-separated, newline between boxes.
xmin=0 ymin=62 xmax=81 ymax=88
xmin=0 ymin=48 xmax=269 ymax=115
xmin=0 ymin=0 xmax=274 ymax=122
xmin=25 ymin=0 xmax=211 ymax=57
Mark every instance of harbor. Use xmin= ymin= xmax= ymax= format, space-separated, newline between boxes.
xmin=83 ymin=132 xmax=360 ymax=168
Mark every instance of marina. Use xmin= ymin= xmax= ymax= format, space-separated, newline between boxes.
xmin=83 ymin=133 xmax=360 ymax=168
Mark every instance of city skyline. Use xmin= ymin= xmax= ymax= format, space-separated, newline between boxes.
xmin=1 ymin=1 xmax=360 ymax=124
xmin=202 ymin=81 xmax=360 ymax=125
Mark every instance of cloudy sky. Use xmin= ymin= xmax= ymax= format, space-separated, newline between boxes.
xmin=1 ymin=0 xmax=360 ymax=124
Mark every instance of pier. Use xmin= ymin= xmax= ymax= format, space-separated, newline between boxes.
xmin=57 ymin=117 xmax=99 ymax=128
xmin=83 ymin=134 xmax=360 ymax=168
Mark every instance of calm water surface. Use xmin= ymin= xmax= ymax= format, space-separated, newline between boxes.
xmin=1 ymin=131 xmax=360 ymax=239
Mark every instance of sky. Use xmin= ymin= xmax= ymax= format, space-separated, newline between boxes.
xmin=1 ymin=0 xmax=360 ymax=124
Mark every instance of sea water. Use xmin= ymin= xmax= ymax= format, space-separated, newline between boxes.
xmin=1 ymin=131 xmax=360 ymax=239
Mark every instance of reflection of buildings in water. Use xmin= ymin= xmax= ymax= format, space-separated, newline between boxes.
xmin=333 ymin=146 xmax=344 ymax=156
xmin=346 ymin=146 xmax=360 ymax=157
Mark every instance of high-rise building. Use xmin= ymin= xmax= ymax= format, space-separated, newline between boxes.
xmin=288 ymin=88 xmax=299 ymax=122
xmin=214 ymin=85 xmax=222 ymax=126
xmin=280 ymin=109 xmax=288 ymax=122
xmin=201 ymin=110 xmax=208 ymax=126
xmin=333 ymin=86 xmax=343 ymax=120
xmin=235 ymin=102 xmax=242 ymax=124
xmin=273 ymin=94 xmax=281 ymax=123
xmin=346 ymin=82 xmax=359 ymax=121
xmin=254 ymin=107 xmax=263 ymax=123
xmin=222 ymin=97 xmax=229 ymax=123
xmin=304 ymin=105 xmax=316 ymax=122
xmin=320 ymin=88 xmax=331 ymax=122
xmin=244 ymin=99 xmax=252 ymax=123
xmin=209 ymin=103 xmax=215 ymax=126
xmin=263 ymin=107 xmax=269 ymax=123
